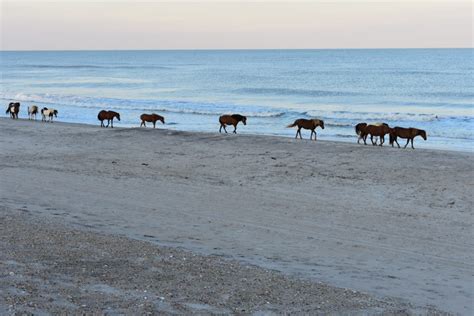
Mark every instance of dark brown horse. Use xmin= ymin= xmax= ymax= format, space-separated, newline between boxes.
xmin=140 ymin=113 xmax=165 ymax=128
xmin=390 ymin=127 xmax=427 ymax=149
xmin=287 ymin=119 xmax=324 ymax=140
xmin=98 ymin=110 xmax=121 ymax=128
xmin=219 ymin=114 xmax=247 ymax=133
xmin=360 ymin=124 xmax=391 ymax=146
xmin=6 ymin=102 xmax=20 ymax=119
xmin=355 ymin=122 xmax=367 ymax=144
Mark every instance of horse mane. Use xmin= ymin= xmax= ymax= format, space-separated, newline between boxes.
xmin=231 ymin=114 xmax=245 ymax=121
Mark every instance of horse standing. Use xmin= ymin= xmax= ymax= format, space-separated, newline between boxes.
xmin=390 ymin=127 xmax=427 ymax=149
xmin=140 ymin=113 xmax=165 ymax=128
xmin=359 ymin=124 xmax=391 ymax=146
xmin=6 ymin=102 xmax=20 ymax=119
xmin=41 ymin=108 xmax=58 ymax=122
xmin=287 ymin=118 xmax=325 ymax=140
xmin=28 ymin=105 xmax=39 ymax=120
xmin=219 ymin=114 xmax=247 ymax=133
xmin=98 ymin=110 xmax=121 ymax=128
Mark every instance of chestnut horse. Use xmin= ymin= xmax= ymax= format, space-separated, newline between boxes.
xmin=219 ymin=114 xmax=247 ymax=133
xmin=28 ymin=105 xmax=39 ymax=120
xmin=41 ymin=108 xmax=58 ymax=122
xmin=98 ymin=110 xmax=121 ymax=128
xmin=360 ymin=124 xmax=391 ymax=146
xmin=390 ymin=127 xmax=427 ymax=149
xmin=140 ymin=113 xmax=165 ymax=128
xmin=6 ymin=102 xmax=20 ymax=119
xmin=287 ymin=119 xmax=325 ymax=140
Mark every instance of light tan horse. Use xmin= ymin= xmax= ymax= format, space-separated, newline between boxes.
xmin=219 ymin=114 xmax=247 ymax=133
xmin=140 ymin=113 xmax=165 ymax=128
xmin=28 ymin=105 xmax=39 ymax=120
xmin=390 ymin=127 xmax=427 ymax=149
xmin=41 ymin=107 xmax=58 ymax=122
xmin=98 ymin=110 xmax=120 ymax=128
xmin=287 ymin=119 xmax=325 ymax=140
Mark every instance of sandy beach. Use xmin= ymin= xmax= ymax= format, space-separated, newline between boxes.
xmin=0 ymin=118 xmax=472 ymax=314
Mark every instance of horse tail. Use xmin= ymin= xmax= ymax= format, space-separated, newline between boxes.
xmin=287 ymin=121 xmax=297 ymax=128
xmin=6 ymin=107 xmax=10 ymax=114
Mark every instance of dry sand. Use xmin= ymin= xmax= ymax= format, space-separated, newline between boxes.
xmin=0 ymin=118 xmax=472 ymax=314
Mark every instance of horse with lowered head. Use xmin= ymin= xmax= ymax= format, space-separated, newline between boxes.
xmin=287 ymin=118 xmax=325 ymax=140
xmin=140 ymin=113 xmax=165 ymax=128
xmin=28 ymin=105 xmax=39 ymax=120
xmin=390 ymin=127 xmax=427 ymax=149
xmin=41 ymin=107 xmax=58 ymax=122
xmin=355 ymin=123 xmax=368 ymax=144
xmin=6 ymin=102 xmax=20 ymax=119
xmin=98 ymin=110 xmax=120 ymax=128
xmin=219 ymin=114 xmax=247 ymax=133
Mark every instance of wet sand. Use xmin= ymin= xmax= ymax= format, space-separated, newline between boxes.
xmin=0 ymin=118 xmax=472 ymax=314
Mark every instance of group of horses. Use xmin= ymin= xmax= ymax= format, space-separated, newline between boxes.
xmin=5 ymin=103 xmax=58 ymax=122
xmin=355 ymin=122 xmax=427 ymax=149
xmin=6 ymin=102 xmax=427 ymax=149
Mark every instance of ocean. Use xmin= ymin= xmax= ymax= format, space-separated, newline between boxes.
xmin=1 ymin=49 xmax=472 ymax=151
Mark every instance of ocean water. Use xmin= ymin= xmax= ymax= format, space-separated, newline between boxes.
xmin=1 ymin=49 xmax=472 ymax=151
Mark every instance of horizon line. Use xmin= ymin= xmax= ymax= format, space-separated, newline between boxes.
xmin=1 ymin=47 xmax=472 ymax=53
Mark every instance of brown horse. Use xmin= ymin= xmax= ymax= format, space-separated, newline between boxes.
xmin=6 ymin=102 xmax=20 ymax=119
xmin=360 ymin=124 xmax=391 ymax=146
xmin=98 ymin=110 xmax=121 ymax=128
xmin=140 ymin=113 xmax=165 ymax=128
xmin=219 ymin=114 xmax=247 ymax=133
xmin=390 ymin=127 xmax=427 ymax=149
xmin=28 ymin=105 xmax=39 ymax=120
xmin=355 ymin=122 xmax=367 ymax=144
xmin=287 ymin=119 xmax=325 ymax=140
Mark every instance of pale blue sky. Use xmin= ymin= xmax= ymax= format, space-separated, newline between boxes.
xmin=1 ymin=0 xmax=472 ymax=50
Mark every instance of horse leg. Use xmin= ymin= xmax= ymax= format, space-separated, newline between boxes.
xmin=111 ymin=119 xmax=114 ymax=128
xmin=404 ymin=139 xmax=410 ymax=148
xmin=380 ymin=136 xmax=384 ymax=146
xmin=411 ymin=138 xmax=415 ymax=149
xmin=371 ymin=135 xmax=376 ymax=146
xmin=140 ymin=121 xmax=144 ymax=127
xmin=395 ymin=139 xmax=400 ymax=148
xmin=233 ymin=124 xmax=237 ymax=134
xmin=153 ymin=121 xmax=156 ymax=128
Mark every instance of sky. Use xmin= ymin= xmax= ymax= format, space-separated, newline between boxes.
xmin=0 ymin=0 xmax=472 ymax=50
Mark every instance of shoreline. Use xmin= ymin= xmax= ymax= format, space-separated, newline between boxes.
xmin=1 ymin=117 xmax=472 ymax=314
xmin=2 ymin=117 xmax=472 ymax=154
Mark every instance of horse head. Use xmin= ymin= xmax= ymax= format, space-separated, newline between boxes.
xmin=241 ymin=116 xmax=247 ymax=125
xmin=53 ymin=110 xmax=58 ymax=117
xmin=115 ymin=112 xmax=121 ymax=121
xmin=419 ymin=129 xmax=427 ymax=140
xmin=318 ymin=120 xmax=325 ymax=129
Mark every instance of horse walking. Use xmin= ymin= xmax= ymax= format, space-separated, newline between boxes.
xmin=219 ymin=114 xmax=247 ymax=133
xmin=390 ymin=127 xmax=427 ymax=149
xmin=6 ymin=102 xmax=20 ymax=119
xmin=140 ymin=113 xmax=165 ymax=128
xmin=287 ymin=118 xmax=325 ymax=140
xmin=98 ymin=110 xmax=121 ymax=128
xmin=359 ymin=124 xmax=391 ymax=146
xmin=355 ymin=122 xmax=367 ymax=144
xmin=41 ymin=108 xmax=58 ymax=122
xmin=28 ymin=105 xmax=39 ymax=120
xmin=355 ymin=122 xmax=389 ymax=145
